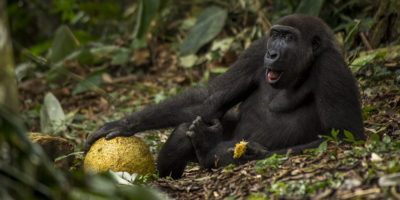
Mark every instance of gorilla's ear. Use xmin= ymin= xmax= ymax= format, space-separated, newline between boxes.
xmin=312 ymin=36 xmax=321 ymax=52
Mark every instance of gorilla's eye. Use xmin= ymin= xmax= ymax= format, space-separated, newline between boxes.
xmin=270 ymin=31 xmax=279 ymax=38
xmin=284 ymin=34 xmax=293 ymax=41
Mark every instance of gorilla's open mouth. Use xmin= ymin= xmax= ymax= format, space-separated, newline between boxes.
xmin=266 ymin=68 xmax=283 ymax=84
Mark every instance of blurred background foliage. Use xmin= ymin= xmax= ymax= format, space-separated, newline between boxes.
xmin=2 ymin=0 xmax=400 ymax=199
xmin=8 ymin=0 xmax=399 ymax=87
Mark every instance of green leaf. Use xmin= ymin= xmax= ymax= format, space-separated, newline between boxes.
xmin=15 ymin=62 xmax=36 ymax=82
xmin=40 ymin=92 xmax=66 ymax=135
xmin=28 ymin=40 xmax=51 ymax=56
xmin=296 ymin=0 xmax=325 ymax=16
xmin=362 ymin=105 xmax=379 ymax=120
xmin=46 ymin=64 xmax=69 ymax=83
xmin=210 ymin=67 xmax=228 ymax=74
xmin=343 ymin=130 xmax=355 ymax=142
xmin=64 ymin=49 xmax=94 ymax=65
xmin=179 ymin=54 xmax=198 ymax=68
xmin=111 ymin=48 xmax=132 ymax=65
xmin=382 ymin=136 xmax=391 ymax=144
xmin=55 ymin=151 xmax=84 ymax=162
xmin=211 ymin=37 xmax=234 ymax=52
xmin=316 ymin=141 xmax=328 ymax=154
xmin=72 ymin=69 xmax=105 ymax=95
xmin=370 ymin=133 xmax=380 ymax=142
xmin=50 ymin=25 xmax=80 ymax=63
xmin=90 ymin=45 xmax=132 ymax=65
xmin=331 ymin=129 xmax=340 ymax=142
xmin=153 ymin=91 xmax=168 ymax=104
xmin=133 ymin=0 xmax=161 ymax=39
xmin=305 ymin=140 xmax=327 ymax=155
xmin=350 ymin=51 xmax=387 ymax=73
xmin=179 ymin=6 xmax=228 ymax=56
xmin=131 ymin=38 xmax=148 ymax=50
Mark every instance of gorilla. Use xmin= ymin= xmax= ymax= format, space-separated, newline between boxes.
xmin=85 ymin=14 xmax=365 ymax=179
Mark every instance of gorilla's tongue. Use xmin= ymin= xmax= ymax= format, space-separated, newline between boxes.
xmin=268 ymin=70 xmax=281 ymax=82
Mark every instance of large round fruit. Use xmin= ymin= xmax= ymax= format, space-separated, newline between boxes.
xmin=84 ymin=137 xmax=155 ymax=175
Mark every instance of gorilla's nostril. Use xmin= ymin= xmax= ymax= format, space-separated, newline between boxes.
xmin=267 ymin=50 xmax=279 ymax=60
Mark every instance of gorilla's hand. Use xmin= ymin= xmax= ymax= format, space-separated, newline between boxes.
xmin=84 ymin=120 xmax=132 ymax=152
xmin=234 ymin=142 xmax=269 ymax=161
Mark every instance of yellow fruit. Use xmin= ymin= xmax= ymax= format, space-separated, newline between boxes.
xmin=233 ymin=140 xmax=248 ymax=159
xmin=84 ymin=137 xmax=155 ymax=175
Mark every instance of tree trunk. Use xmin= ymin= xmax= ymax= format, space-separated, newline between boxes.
xmin=369 ymin=0 xmax=400 ymax=48
xmin=0 ymin=0 xmax=18 ymax=112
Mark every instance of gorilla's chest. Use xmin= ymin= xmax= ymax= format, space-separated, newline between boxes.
xmin=234 ymin=86 xmax=321 ymax=149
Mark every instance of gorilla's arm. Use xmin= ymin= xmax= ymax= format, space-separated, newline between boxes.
xmin=314 ymin=50 xmax=365 ymax=140
xmin=85 ymin=38 xmax=267 ymax=151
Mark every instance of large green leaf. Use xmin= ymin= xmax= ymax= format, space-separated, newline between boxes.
xmin=64 ymin=49 xmax=95 ymax=65
xmin=40 ymin=92 xmax=66 ymax=135
xmin=133 ymin=0 xmax=161 ymax=39
xmin=50 ymin=25 xmax=80 ymax=63
xmin=72 ymin=69 xmax=106 ymax=95
xmin=296 ymin=0 xmax=325 ymax=17
xmin=350 ymin=51 xmax=386 ymax=73
xmin=90 ymin=45 xmax=133 ymax=65
xmin=179 ymin=6 xmax=228 ymax=56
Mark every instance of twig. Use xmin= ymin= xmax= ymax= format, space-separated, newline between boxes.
xmin=112 ymin=74 xmax=137 ymax=83
xmin=256 ymin=0 xmax=271 ymax=34
xmin=360 ymin=32 xmax=373 ymax=50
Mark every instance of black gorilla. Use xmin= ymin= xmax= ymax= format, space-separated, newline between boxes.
xmin=85 ymin=14 xmax=365 ymax=179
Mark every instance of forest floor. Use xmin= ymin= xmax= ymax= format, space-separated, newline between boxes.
xmin=151 ymin=69 xmax=400 ymax=200
xmin=18 ymin=44 xmax=400 ymax=199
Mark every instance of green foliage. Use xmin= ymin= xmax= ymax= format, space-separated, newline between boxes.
xmin=7 ymin=3 xmax=32 ymax=33
xmin=305 ymin=140 xmax=328 ymax=155
xmin=73 ymin=69 xmax=106 ymax=95
xmin=320 ymin=129 xmax=341 ymax=145
xmin=90 ymin=45 xmax=133 ymax=65
xmin=350 ymin=51 xmax=387 ymax=73
xmin=133 ymin=0 xmax=161 ymax=39
xmin=40 ymin=92 xmax=67 ymax=135
xmin=296 ymin=0 xmax=325 ymax=16
xmin=307 ymin=129 xmax=364 ymax=155
xmin=65 ymin=49 xmax=95 ymax=65
xmin=133 ymin=173 xmax=160 ymax=185
xmin=333 ymin=15 xmax=374 ymax=51
xmin=367 ymin=134 xmax=400 ymax=154
xmin=254 ymin=154 xmax=288 ymax=174
xmin=343 ymin=130 xmax=365 ymax=146
xmin=179 ymin=54 xmax=199 ymax=68
xmin=53 ymin=0 xmax=77 ymax=23
xmin=223 ymin=164 xmax=236 ymax=174
xmin=55 ymin=151 xmax=84 ymax=162
xmin=28 ymin=41 xmax=52 ymax=57
xmin=247 ymin=193 xmax=268 ymax=200
xmin=50 ymin=25 xmax=80 ymax=63
xmin=211 ymin=67 xmax=229 ymax=74
xmin=362 ymin=105 xmax=379 ymax=120
xmin=179 ymin=6 xmax=228 ymax=56
xmin=268 ymin=179 xmax=330 ymax=196
xmin=79 ymin=1 xmax=121 ymax=20
xmin=319 ymin=129 xmax=365 ymax=146
xmin=153 ymin=88 xmax=181 ymax=104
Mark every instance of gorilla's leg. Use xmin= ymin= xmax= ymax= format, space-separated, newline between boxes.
xmin=157 ymin=123 xmax=196 ymax=179
xmin=187 ymin=115 xmax=269 ymax=169
xmin=186 ymin=117 xmax=224 ymax=168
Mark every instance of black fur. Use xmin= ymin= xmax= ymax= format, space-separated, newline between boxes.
xmin=85 ymin=14 xmax=364 ymax=179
